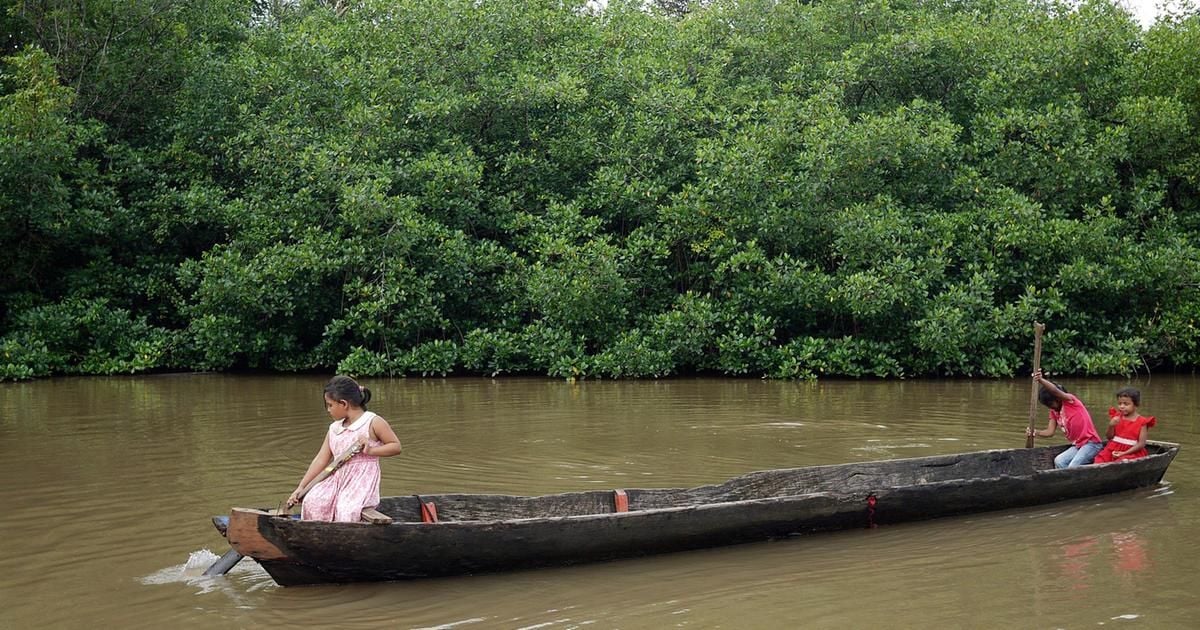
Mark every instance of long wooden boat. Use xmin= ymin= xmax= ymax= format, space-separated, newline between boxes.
xmin=210 ymin=441 xmax=1179 ymax=586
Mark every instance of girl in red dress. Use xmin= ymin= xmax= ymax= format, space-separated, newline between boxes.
xmin=1093 ymin=386 xmax=1156 ymax=464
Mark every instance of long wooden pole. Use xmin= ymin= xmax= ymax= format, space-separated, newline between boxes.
xmin=203 ymin=443 xmax=363 ymax=577
xmin=1026 ymin=322 xmax=1046 ymax=448
xmin=285 ymin=442 xmax=364 ymax=511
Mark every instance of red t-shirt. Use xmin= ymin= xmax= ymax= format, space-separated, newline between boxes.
xmin=1049 ymin=395 xmax=1101 ymax=447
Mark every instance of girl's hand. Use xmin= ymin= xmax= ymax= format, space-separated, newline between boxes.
xmin=286 ymin=490 xmax=302 ymax=508
xmin=1112 ymin=450 xmax=1126 ymax=458
xmin=1025 ymin=427 xmax=1036 ymax=438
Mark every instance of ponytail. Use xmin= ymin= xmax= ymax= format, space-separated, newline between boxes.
xmin=324 ymin=375 xmax=371 ymax=410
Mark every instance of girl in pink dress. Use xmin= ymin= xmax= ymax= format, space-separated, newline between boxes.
xmin=287 ymin=376 xmax=403 ymax=522
xmin=1093 ymin=386 xmax=1156 ymax=464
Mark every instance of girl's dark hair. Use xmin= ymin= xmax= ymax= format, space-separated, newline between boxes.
xmin=1116 ymin=386 xmax=1141 ymax=406
xmin=324 ymin=375 xmax=371 ymax=410
xmin=1038 ymin=382 xmax=1067 ymax=408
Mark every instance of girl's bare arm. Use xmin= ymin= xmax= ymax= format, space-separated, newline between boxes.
xmin=365 ymin=416 xmax=402 ymax=458
xmin=1033 ymin=370 xmax=1071 ymax=403
xmin=287 ymin=435 xmax=334 ymax=506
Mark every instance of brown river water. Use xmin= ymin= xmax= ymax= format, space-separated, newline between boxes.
xmin=1 ymin=374 xmax=1198 ymax=629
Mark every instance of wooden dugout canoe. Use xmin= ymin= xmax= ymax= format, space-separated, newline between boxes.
xmin=211 ymin=440 xmax=1179 ymax=586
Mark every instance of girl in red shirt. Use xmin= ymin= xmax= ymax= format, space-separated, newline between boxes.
xmin=1027 ymin=370 xmax=1103 ymax=468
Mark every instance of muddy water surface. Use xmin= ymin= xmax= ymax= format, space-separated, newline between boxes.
xmin=1 ymin=375 xmax=1197 ymax=629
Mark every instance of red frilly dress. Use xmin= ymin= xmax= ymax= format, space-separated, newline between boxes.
xmin=1093 ymin=408 xmax=1156 ymax=464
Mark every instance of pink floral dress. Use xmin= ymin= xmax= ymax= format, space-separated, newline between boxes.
xmin=302 ymin=411 xmax=383 ymax=522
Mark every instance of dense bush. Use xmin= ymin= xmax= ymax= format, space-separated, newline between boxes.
xmin=2 ymin=0 xmax=1199 ymax=380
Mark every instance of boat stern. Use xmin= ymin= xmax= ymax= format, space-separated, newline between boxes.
xmin=226 ymin=508 xmax=290 ymax=561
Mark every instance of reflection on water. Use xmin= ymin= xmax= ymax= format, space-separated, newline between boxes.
xmin=1112 ymin=530 xmax=1151 ymax=575
xmin=1057 ymin=536 xmax=1100 ymax=594
xmin=1049 ymin=520 xmax=1159 ymax=619
xmin=0 ymin=375 xmax=1197 ymax=628
xmin=1049 ymin=529 xmax=1154 ymax=622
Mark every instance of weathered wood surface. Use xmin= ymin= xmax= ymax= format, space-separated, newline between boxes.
xmin=202 ymin=444 xmax=365 ymax=577
xmin=216 ymin=441 xmax=1179 ymax=586
xmin=360 ymin=507 xmax=393 ymax=524
xmin=1026 ymin=322 xmax=1046 ymax=448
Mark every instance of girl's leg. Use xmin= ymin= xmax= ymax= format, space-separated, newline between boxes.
xmin=1054 ymin=446 xmax=1080 ymax=469
xmin=1068 ymin=441 xmax=1103 ymax=467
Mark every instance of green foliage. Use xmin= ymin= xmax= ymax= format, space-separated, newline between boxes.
xmin=769 ymin=336 xmax=904 ymax=380
xmin=0 ymin=297 xmax=174 ymax=377
xmin=0 ymin=48 xmax=105 ymax=308
xmin=4 ymin=0 xmax=1200 ymax=382
xmin=10 ymin=0 xmax=249 ymax=140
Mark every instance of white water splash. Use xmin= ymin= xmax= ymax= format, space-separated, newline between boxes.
xmin=140 ymin=549 xmax=222 ymax=585
xmin=139 ymin=548 xmax=265 ymax=592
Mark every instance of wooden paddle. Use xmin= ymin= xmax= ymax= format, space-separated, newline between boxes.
xmin=1025 ymin=322 xmax=1046 ymax=448
xmin=203 ymin=442 xmax=364 ymax=577
xmin=283 ymin=442 xmax=364 ymax=512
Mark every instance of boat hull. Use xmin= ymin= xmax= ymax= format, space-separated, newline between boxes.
xmin=218 ymin=441 xmax=1179 ymax=586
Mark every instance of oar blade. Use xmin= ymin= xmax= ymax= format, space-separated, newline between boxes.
xmin=202 ymin=548 xmax=245 ymax=576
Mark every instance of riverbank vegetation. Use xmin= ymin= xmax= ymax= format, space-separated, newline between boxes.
xmin=3 ymin=0 xmax=1199 ymax=380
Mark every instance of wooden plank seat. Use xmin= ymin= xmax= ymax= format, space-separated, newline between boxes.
xmin=360 ymin=507 xmax=393 ymax=524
